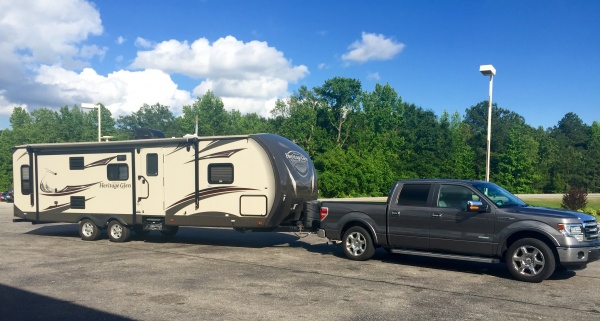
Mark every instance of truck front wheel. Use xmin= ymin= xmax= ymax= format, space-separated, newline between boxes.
xmin=342 ymin=226 xmax=375 ymax=261
xmin=506 ymin=238 xmax=555 ymax=282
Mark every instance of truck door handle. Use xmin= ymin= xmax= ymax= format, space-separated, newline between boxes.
xmin=391 ymin=211 xmax=400 ymax=217
xmin=432 ymin=213 xmax=442 ymax=218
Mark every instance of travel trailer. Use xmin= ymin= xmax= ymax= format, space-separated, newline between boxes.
xmin=12 ymin=133 xmax=319 ymax=242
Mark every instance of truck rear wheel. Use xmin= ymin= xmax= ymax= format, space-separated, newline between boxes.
xmin=506 ymin=238 xmax=555 ymax=283
xmin=342 ymin=226 xmax=375 ymax=261
xmin=107 ymin=220 xmax=131 ymax=242
xmin=79 ymin=219 xmax=100 ymax=241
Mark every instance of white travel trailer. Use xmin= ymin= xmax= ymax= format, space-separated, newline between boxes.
xmin=12 ymin=134 xmax=318 ymax=242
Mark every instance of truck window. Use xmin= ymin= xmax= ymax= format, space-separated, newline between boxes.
xmin=438 ymin=185 xmax=479 ymax=210
xmin=397 ymin=184 xmax=431 ymax=207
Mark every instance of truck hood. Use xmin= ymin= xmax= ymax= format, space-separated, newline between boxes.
xmin=503 ymin=206 xmax=596 ymax=221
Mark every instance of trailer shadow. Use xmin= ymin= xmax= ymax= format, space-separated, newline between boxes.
xmin=26 ymin=224 xmax=334 ymax=252
xmin=0 ymin=283 xmax=135 ymax=321
xmin=25 ymin=225 xmax=578 ymax=281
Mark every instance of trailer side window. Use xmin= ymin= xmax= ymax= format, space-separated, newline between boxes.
xmin=70 ymin=157 xmax=84 ymax=170
xmin=147 ymin=153 xmax=158 ymax=176
xmin=208 ymin=163 xmax=233 ymax=184
xmin=107 ymin=164 xmax=129 ymax=181
xmin=21 ymin=165 xmax=31 ymax=195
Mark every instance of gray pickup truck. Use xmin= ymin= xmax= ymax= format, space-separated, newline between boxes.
xmin=312 ymin=179 xmax=600 ymax=282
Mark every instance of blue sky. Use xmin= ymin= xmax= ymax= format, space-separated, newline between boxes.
xmin=1 ymin=0 xmax=599 ymax=130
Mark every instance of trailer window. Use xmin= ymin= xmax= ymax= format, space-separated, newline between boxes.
xmin=208 ymin=163 xmax=233 ymax=184
xmin=70 ymin=157 xmax=84 ymax=170
xmin=21 ymin=165 xmax=31 ymax=195
xmin=146 ymin=153 xmax=158 ymax=176
xmin=107 ymin=164 xmax=129 ymax=181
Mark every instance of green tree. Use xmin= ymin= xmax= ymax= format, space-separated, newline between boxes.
xmin=314 ymin=77 xmax=362 ymax=147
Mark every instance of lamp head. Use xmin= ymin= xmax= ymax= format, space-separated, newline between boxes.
xmin=479 ymin=65 xmax=496 ymax=76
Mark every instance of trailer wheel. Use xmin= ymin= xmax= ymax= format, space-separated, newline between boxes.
xmin=342 ymin=226 xmax=375 ymax=261
xmin=79 ymin=219 xmax=100 ymax=241
xmin=107 ymin=220 xmax=131 ymax=242
xmin=506 ymin=238 xmax=555 ymax=283
xmin=161 ymin=226 xmax=179 ymax=237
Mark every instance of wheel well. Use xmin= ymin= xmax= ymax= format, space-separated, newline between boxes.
xmin=503 ymin=231 xmax=559 ymax=262
xmin=340 ymin=221 xmax=377 ymax=245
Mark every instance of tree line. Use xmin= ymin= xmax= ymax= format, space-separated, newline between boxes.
xmin=1 ymin=77 xmax=598 ymax=197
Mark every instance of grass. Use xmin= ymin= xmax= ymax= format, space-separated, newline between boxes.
xmin=520 ymin=196 xmax=600 ymax=216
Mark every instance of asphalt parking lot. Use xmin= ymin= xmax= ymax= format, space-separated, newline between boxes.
xmin=1 ymin=202 xmax=599 ymax=321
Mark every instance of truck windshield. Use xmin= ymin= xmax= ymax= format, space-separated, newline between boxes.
xmin=471 ymin=182 xmax=527 ymax=208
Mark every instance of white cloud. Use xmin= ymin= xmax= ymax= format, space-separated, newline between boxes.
xmin=135 ymin=37 xmax=154 ymax=49
xmin=342 ymin=32 xmax=405 ymax=64
xmin=367 ymin=72 xmax=381 ymax=81
xmin=131 ymin=36 xmax=309 ymax=116
xmin=0 ymin=0 xmax=102 ymax=67
xmin=35 ymin=65 xmax=194 ymax=116
xmin=0 ymin=1 xmax=309 ymax=122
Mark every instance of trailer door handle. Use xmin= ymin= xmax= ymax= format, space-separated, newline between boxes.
xmin=391 ymin=211 xmax=400 ymax=217
xmin=432 ymin=213 xmax=442 ymax=218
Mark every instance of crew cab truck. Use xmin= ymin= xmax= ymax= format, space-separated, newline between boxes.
xmin=313 ymin=179 xmax=600 ymax=282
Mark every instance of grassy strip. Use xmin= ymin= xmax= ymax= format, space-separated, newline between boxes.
xmin=520 ymin=197 xmax=599 ymax=216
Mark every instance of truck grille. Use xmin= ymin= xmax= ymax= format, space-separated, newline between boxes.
xmin=583 ymin=220 xmax=599 ymax=241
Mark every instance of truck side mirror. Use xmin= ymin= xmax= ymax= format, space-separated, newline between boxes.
xmin=467 ymin=200 xmax=490 ymax=213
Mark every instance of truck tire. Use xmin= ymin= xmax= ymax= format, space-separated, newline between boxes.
xmin=79 ymin=219 xmax=100 ymax=241
xmin=506 ymin=238 xmax=555 ymax=283
xmin=342 ymin=226 xmax=375 ymax=261
xmin=107 ymin=220 xmax=131 ymax=242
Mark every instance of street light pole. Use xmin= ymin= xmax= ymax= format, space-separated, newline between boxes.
xmin=479 ymin=65 xmax=496 ymax=182
xmin=81 ymin=103 xmax=101 ymax=142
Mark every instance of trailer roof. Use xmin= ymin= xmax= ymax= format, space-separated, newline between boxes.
xmin=12 ymin=134 xmax=257 ymax=152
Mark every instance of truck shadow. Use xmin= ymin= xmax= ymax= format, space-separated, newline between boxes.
xmin=317 ymin=246 xmax=578 ymax=281
xmin=374 ymin=248 xmax=578 ymax=281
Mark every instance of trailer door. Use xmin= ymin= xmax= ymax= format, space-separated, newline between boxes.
xmin=135 ymin=148 xmax=165 ymax=215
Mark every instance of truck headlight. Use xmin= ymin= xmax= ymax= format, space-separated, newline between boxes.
xmin=558 ymin=223 xmax=584 ymax=241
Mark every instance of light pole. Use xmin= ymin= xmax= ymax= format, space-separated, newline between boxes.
xmin=81 ymin=103 xmax=101 ymax=142
xmin=479 ymin=65 xmax=496 ymax=182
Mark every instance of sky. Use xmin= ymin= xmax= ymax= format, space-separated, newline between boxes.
xmin=1 ymin=0 xmax=599 ymax=130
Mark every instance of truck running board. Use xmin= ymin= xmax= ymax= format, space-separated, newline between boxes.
xmin=390 ymin=249 xmax=500 ymax=263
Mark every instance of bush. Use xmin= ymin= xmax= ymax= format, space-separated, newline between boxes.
xmin=561 ymin=186 xmax=588 ymax=211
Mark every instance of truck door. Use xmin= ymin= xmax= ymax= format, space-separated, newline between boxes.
xmin=387 ymin=183 xmax=433 ymax=250
xmin=135 ymin=148 xmax=165 ymax=216
xmin=429 ymin=184 xmax=494 ymax=255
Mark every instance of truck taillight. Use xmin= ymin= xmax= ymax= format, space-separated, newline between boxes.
xmin=320 ymin=207 xmax=329 ymax=221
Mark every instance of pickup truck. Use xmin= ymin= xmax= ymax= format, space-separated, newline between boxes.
xmin=311 ymin=179 xmax=600 ymax=282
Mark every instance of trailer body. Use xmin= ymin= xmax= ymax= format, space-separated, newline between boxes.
xmin=13 ymin=134 xmax=317 ymax=236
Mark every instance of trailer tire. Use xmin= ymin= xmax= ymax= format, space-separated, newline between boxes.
xmin=506 ymin=238 xmax=555 ymax=283
xmin=107 ymin=220 xmax=131 ymax=242
xmin=161 ymin=226 xmax=179 ymax=237
xmin=342 ymin=226 xmax=375 ymax=261
xmin=79 ymin=219 xmax=101 ymax=241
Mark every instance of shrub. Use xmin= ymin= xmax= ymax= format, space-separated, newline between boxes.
xmin=561 ymin=186 xmax=588 ymax=211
